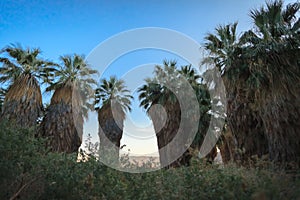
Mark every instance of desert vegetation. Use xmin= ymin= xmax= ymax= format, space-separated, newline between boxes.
xmin=0 ymin=0 xmax=299 ymax=199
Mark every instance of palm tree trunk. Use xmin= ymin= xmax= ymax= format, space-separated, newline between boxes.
xmin=150 ymin=101 xmax=188 ymax=168
xmin=40 ymin=82 xmax=83 ymax=153
xmin=261 ymin=93 xmax=300 ymax=166
xmin=226 ymin=87 xmax=269 ymax=164
xmin=218 ymin=127 xmax=235 ymax=163
xmin=0 ymin=74 xmax=42 ymax=128
xmin=98 ymin=102 xmax=124 ymax=166
xmin=40 ymin=102 xmax=82 ymax=153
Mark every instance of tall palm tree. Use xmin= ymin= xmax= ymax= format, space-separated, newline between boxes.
xmin=178 ymin=65 xmax=218 ymax=165
xmin=203 ymin=0 xmax=300 ymax=165
xmin=203 ymin=22 xmax=269 ymax=163
xmin=95 ymin=76 xmax=133 ymax=165
xmin=0 ymin=44 xmax=56 ymax=128
xmin=40 ymin=54 xmax=97 ymax=153
xmin=139 ymin=61 xmax=214 ymax=167
xmin=244 ymin=0 xmax=300 ymax=164
xmin=138 ymin=61 xmax=182 ymax=168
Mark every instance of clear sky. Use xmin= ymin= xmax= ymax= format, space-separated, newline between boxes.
xmin=0 ymin=0 xmax=296 ymax=156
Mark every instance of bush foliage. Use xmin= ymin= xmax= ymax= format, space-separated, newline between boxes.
xmin=0 ymin=122 xmax=299 ymax=199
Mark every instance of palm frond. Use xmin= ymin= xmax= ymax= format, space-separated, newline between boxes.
xmin=95 ymin=76 xmax=133 ymax=114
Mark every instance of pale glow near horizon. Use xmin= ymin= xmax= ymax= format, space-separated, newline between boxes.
xmin=82 ymin=109 xmax=159 ymax=156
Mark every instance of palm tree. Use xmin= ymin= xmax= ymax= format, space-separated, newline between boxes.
xmin=138 ymin=61 xmax=182 ymax=168
xmin=95 ymin=76 xmax=133 ymax=165
xmin=181 ymin=65 xmax=223 ymax=165
xmin=203 ymin=22 xmax=269 ymax=164
xmin=139 ymin=61 xmax=214 ymax=167
xmin=40 ymin=54 xmax=97 ymax=153
xmin=203 ymin=0 xmax=300 ymax=165
xmin=244 ymin=0 xmax=300 ymax=164
xmin=0 ymin=44 xmax=56 ymax=128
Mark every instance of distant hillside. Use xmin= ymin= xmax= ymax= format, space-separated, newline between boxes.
xmin=121 ymin=155 xmax=160 ymax=168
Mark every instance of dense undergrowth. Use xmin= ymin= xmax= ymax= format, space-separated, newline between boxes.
xmin=0 ymin=122 xmax=299 ymax=200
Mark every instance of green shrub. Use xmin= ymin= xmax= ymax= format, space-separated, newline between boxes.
xmin=0 ymin=122 xmax=299 ymax=199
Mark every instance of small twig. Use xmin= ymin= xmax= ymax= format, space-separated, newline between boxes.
xmin=9 ymin=177 xmax=38 ymax=200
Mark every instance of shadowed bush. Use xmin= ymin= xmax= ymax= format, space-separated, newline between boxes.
xmin=0 ymin=122 xmax=299 ymax=199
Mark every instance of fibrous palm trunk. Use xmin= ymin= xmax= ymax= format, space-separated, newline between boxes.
xmin=0 ymin=74 xmax=43 ymax=128
xmin=152 ymin=99 xmax=219 ymax=168
xmin=98 ymin=101 xmax=124 ymax=166
xmin=225 ymin=80 xmax=269 ymax=164
xmin=218 ymin=126 xmax=235 ymax=163
xmin=261 ymin=88 xmax=300 ymax=166
xmin=261 ymin=50 xmax=300 ymax=166
xmin=149 ymin=100 xmax=181 ymax=168
xmin=40 ymin=82 xmax=83 ymax=153
xmin=163 ymin=101 xmax=182 ymax=168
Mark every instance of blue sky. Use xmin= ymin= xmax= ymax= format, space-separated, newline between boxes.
xmin=0 ymin=0 xmax=296 ymax=155
xmin=1 ymin=0 xmax=280 ymax=60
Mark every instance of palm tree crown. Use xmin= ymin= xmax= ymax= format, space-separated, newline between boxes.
xmin=202 ymin=22 xmax=239 ymax=75
xmin=95 ymin=76 xmax=133 ymax=114
xmin=0 ymin=43 xmax=56 ymax=86
xmin=138 ymin=60 xmax=179 ymax=112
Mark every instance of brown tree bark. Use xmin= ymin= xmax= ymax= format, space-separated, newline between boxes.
xmin=148 ymin=100 xmax=181 ymax=168
xmin=225 ymin=84 xmax=269 ymax=165
xmin=40 ymin=82 xmax=83 ymax=153
xmin=218 ymin=126 xmax=235 ymax=163
xmin=98 ymin=102 xmax=124 ymax=166
xmin=261 ymin=92 xmax=300 ymax=166
xmin=0 ymin=74 xmax=43 ymax=128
